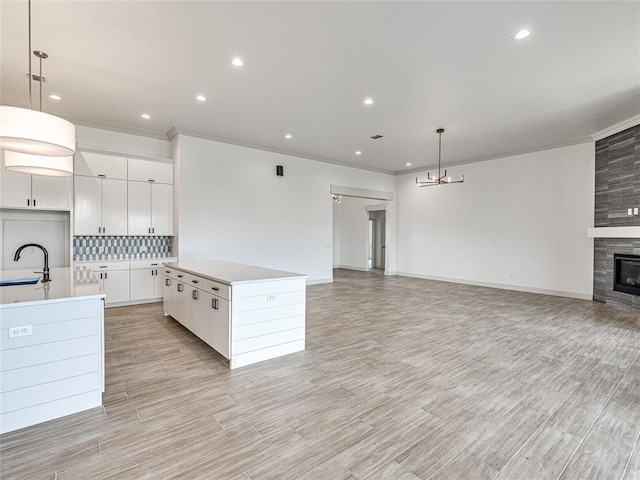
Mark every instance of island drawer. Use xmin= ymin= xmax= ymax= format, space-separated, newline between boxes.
xmin=205 ymin=279 xmax=230 ymax=300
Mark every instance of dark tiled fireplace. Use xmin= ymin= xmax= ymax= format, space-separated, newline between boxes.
xmin=592 ymin=122 xmax=640 ymax=310
xmin=614 ymin=254 xmax=640 ymax=296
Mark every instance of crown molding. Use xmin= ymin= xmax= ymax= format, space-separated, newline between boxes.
xmin=62 ymin=113 xmax=170 ymax=141
xmin=591 ymin=114 xmax=640 ymax=141
xmin=402 ymin=136 xmax=593 ymax=176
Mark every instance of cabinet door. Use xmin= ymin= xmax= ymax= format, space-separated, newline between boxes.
xmin=102 ymin=269 xmax=130 ymax=304
xmin=74 ymin=152 xmax=128 ymax=179
xmin=0 ymin=168 xmax=31 ymax=207
xmin=128 ymin=159 xmax=173 ymax=184
xmin=174 ymin=281 xmax=187 ymax=327
xmin=32 ymin=175 xmax=72 ymax=210
xmin=130 ymin=268 xmax=155 ymax=301
xmin=151 ymin=183 xmax=173 ymax=235
xmin=102 ymin=178 xmax=128 ymax=235
xmin=163 ymin=276 xmax=175 ymax=317
xmin=198 ymin=293 xmax=230 ymax=359
xmin=74 ymin=176 xmax=102 ymax=235
xmin=128 ymin=181 xmax=151 ymax=235
xmin=153 ymin=268 xmax=163 ymax=297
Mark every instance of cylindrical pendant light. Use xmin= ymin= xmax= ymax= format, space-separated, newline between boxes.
xmin=4 ymin=150 xmax=73 ymax=176
xmin=0 ymin=105 xmax=76 ymax=156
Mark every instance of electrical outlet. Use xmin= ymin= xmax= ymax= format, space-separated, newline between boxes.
xmin=267 ymin=294 xmax=277 ymax=302
xmin=635 ymin=207 xmax=639 ymax=215
xmin=9 ymin=325 xmax=32 ymax=338
xmin=29 ymin=247 xmax=36 ymax=255
xmin=629 ymin=208 xmax=633 ymax=216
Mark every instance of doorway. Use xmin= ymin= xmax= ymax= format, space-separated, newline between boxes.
xmin=368 ymin=210 xmax=385 ymax=271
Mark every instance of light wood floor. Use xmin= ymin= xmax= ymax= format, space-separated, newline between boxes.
xmin=2 ymin=269 xmax=640 ymax=479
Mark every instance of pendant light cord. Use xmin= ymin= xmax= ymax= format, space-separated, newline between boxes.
xmin=28 ymin=0 xmax=32 ymax=110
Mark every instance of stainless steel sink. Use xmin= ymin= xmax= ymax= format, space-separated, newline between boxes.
xmin=0 ymin=277 xmax=40 ymax=287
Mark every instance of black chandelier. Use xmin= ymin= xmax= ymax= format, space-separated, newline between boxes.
xmin=415 ymin=128 xmax=464 ymax=187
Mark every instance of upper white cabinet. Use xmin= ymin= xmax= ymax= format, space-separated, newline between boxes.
xmin=74 ymin=152 xmax=127 ymax=180
xmin=74 ymin=176 xmax=128 ymax=235
xmin=73 ymin=153 xmax=173 ymax=236
xmin=128 ymin=159 xmax=173 ymax=184
xmin=127 ymin=159 xmax=173 ymax=236
xmin=0 ymin=168 xmax=72 ymax=210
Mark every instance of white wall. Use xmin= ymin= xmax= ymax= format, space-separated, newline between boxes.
xmin=333 ymin=197 xmax=374 ymax=270
xmin=396 ymin=142 xmax=595 ymax=299
xmin=175 ymin=134 xmax=396 ymax=283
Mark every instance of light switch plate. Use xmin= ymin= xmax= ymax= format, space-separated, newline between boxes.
xmin=635 ymin=207 xmax=639 ymax=215
xmin=629 ymin=208 xmax=633 ymax=215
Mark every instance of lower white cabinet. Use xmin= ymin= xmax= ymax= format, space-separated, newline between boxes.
xmin=197 ymin=291 xmax=230 ymax=358
xmin=164 ymin=267 xmax=230 ymax=358
xmin=162 ymin=262 xmax=306 ymax=369
xmin=90 ymin=263 xmax=130 ymax=305
xmin=130 ymin=261 xmax=164 ymax=301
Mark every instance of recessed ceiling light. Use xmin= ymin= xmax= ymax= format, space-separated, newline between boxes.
xmin=355 ymin=151 xmax=362 ymax=155
xmin=232 ymin=57 xmax=244 ymax=67
xmin=284 ymin=134 xmax=292 ymax=139
xmin=48 ymin=94 xmax=61 ymax=101
xmin=363 ymin=98 xmax=374 ymax=105
xmin=405 ymin=162 xmax=412 ymax=167
xmin=196 ymin=95 xmax=206 ymax=102
xmin=513 ymin=29 xmax=531 ymax=40
xmin=141 ymin=114 xmax=150 ymax=119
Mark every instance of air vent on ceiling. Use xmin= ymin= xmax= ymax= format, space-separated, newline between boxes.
xmin=370 ymin=134 xmax=383 ymax=140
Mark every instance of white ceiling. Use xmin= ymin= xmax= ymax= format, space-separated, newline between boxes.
xmin=1 ymin=1 xmax=638 ymax=174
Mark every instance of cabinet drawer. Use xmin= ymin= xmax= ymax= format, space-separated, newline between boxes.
xmin=84 ymin=261 xmax=130 ymax=272
xmin=205 ymin=279 xmax=230 ymax=300
xmin=130 ymin=260 xmax=163 ymax=270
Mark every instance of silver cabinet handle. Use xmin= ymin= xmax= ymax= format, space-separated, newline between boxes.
xmin=192 ymin=290 xmax=198 ymax=300
xmin=27 ymin=198 xmax=30 ymax=206
xmin=177 ymin=284 xmax=183 ymax=292
xmin=211 ymin=287 xmax=219 ymax=291
xmin=192 ymin=280 xmax=199 ymax=284
xmin=212 ymin=298 xmax=219 ymax=310
xmin=165 ymin=278 xmax=171 ymax=286
xmin=33 ymin=199 xmax=36 ymax=207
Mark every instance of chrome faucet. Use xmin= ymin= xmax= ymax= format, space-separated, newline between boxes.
xmin=14 ymin=243 xmax=50 ymax=282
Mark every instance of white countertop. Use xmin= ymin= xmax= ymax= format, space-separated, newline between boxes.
xmin=165 ymin=260 xmax=307 ymax=285
xmin=0 ymin=267 xmax=104 ymax=306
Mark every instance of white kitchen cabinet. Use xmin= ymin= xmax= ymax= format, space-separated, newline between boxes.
xmin=197 ymin=291 xmax=230 ymax=358
xmin=163 ymin=261 xmax=307 ymax=368
xmin=74 ymin=176 xmax=127 ymax=235
xmin=0 ymin=168 xmax=72 ymax=210
xmin=128 ymin=181 xmax=173 ymax=235
xmin=74 ymin=152 xmax=127 ymax=180
xmin=87 ymin=262 xmax=130 ymax=305
xmin=163 ymin=275 xmax=177 ymax=318
xmin=130 ymin=260 xmax=171 ymax=301
xmin=128 ymin=159 xmax=173 ymax=184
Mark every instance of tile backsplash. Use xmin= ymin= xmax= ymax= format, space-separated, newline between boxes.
xmin=74 ymin=236 xmax=172 ymax=261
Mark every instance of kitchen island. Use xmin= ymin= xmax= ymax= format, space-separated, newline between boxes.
xmin=0 ymin=267 xmax=105 ymax=434
xmin=163 ymin=261 xmax=307 ymax=369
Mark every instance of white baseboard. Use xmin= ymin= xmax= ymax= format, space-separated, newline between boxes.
xmin=333 ymin=265 xmax=369 ymax=272
xmin=395 ymin=271 xmax=592 ymax=301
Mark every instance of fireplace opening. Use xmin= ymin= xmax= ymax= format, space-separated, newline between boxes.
xmin=614 ymin=254 xmax=640 ymax=296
